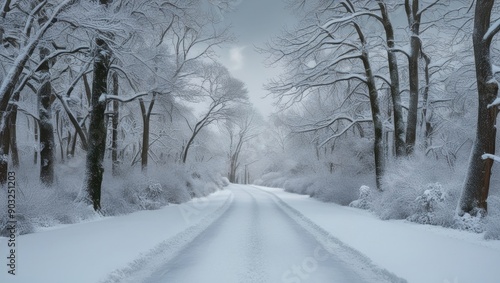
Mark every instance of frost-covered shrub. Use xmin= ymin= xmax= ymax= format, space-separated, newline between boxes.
xmin=310 ymin=173 xmax=365 ymax=205
xmin=454 ymin=212 xmax=484 ymax=233
xmin=407 ymin=183 xmax=446 ymax=224
xmin=256 ymin=172 xmax=288 ymax=188
xmin=373 ymin=152 xmax=462 ymax=225
xmin=0 ymin=214 xmax=34 ymax=236
xmin=138 ymin=183 xmax=165 ymax=210
xmin=349 ymin=185 xmax=371 ymax=210
xmin=0 ymin=154 xmax=225 ymax=235
xmin=221 ymin=177 xmax=230 ymax=186
xmin=0 ymin=167 xmax=97 ymax=235
xmin=283 ymin=177 xmax=315 ymax=195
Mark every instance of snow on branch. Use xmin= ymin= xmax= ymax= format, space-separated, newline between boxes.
xmin=484 ymin=18 xmax=500 ymax=42
xmin=35 ymin=46 xmax=90 ymax=72
xmin=322 ymin=11 xmax=383 ymax=30
xmin=488 ymin=97 xmax=500 ymax=109
xmin=99 ymin=92 xmax=149 ymax=103
xmin=8 ymin=101 xmax=39 ymax=121
xmin=390 ymin=47 xmax=410 ymax=59
xmin=482 ymin=153 xmax=500 ymax=163
xmin=319 ymin=118 xmax=372 ymax=147
xmin=416 ymin=0 xmax=442 ymax=17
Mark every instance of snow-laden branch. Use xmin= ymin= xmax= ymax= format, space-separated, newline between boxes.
xmin=22 ymin=0 xmax=48 ymax=42
xmin=99 ymin=92 xmax=149 ymax=103
xmin=488 ymin=97 xmax=500 ymax=109
xmin=416 ymin=0 xmax=442 ymax=17
xmin=35 ymin=46 xmax=90 ymax=72
xmin=8 ymin=101 xmax=39 ymax=121
xmin=390 ymin=47 xmax=411 ymax=59
xmin=322 ymin=11 xmax=383 ymax=30
xmin=482 ymin=153 xmax=500 ymax=163
xmin=375 ymin=74 xmax=391 ymax=86
xmin=484 ymin=18 xmax=500 ymax=42
xmin=319 ymin=118 xmax=372 ymax=147
xmin=54 ymin=93 xmax=88 ymax=150
xmin=0 ymin=0 xmax=73 ymax=116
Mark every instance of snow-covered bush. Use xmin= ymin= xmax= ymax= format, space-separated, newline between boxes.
xmin=349 ymin=185 xmax=372 ymax=209
xmin=309 ymin=173 xmax=367 ymax=205
xmin=138 ymin=183 xmax=165 ymax=210
xmin=0 ymin=154 xmax=225 ymax=235
xmin=372 ymin=153 xmax=462 ymax=226
xmin=454 ymin=212 xmax=484 ymax=233
xmin=221 ymin=177 xmax=230 ymax=186
xmin=407 ymin=183 xmax=446 ymax=224
xmin=0 ymin=164 xmax=98 ymax=235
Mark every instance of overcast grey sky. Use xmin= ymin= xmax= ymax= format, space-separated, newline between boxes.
xmin=215 ymin=0 xmax=297 ymax=118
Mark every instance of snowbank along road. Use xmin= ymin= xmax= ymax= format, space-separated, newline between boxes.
xmin=106 ymin=184 xmax=405 ymax=283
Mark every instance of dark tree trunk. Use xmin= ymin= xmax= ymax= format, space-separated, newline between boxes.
xmin=66 ymin=130 xmax=72 ymax=157
xmin=405 ymin=0 xmax=421 ymax=154
xmin=84 ymin=37 xmax=110 ymax=211
xmin=353 ymin=24 xmax=385 ymax=191
xmin=139 ymin=94 xmax=155 ymax=172
xmin=0 ymin=120 xmax=10 ymax=184
xmin=34 ymin=120 xmax=39 ymax=164
xmin=459 ymin=0 xmax=497 ymax=215
xmin=8 ymin=101 xmax=19 ymax=168
xmin=56 ymin=110 xmax=65 ymax=162
xmin=421 ymin=52 xmax=432 ymax=149
xmin=141 ymin=112 xmax=150 ymax=171
xmin=38 ymin=47 xmax=55 ymax=186
xmin=111 ymin=72 xmax=120 ymax=176
xmin=378 ymin=1 xmax=406 ymax=157
xmin=69 ymin=129 xmax=77 ymax=157
xmin=182 ymin=130 xmax=198 ymax=164
xmin=229 ymin=135 xmax=244 ymax=183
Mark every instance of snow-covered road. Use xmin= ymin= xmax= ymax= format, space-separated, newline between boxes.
xmin=4 ymin=184 xmax=498 ymax=283
xmin=141 ymin=185 xmax=401 ymax=283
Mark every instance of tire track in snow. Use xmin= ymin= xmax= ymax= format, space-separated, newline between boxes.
xmin=99 ymin=191 xmax=234 ymax=283
xmin=238 ymin=186 xmax=266 ymax=283
xmin=251 ymin=186 xmax=407 ymax=283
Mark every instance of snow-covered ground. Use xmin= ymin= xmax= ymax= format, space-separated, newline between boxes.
xmin=1 ymin=185 xmax=499 ymax=283
xmin=254 ymin=185 xmax=500 ymax=283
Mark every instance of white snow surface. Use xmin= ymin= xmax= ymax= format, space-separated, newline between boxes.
xmin=1 ymin=185 xmax=499 ymax=283
xmin=254 ymin=186 xmax=500 ymax=283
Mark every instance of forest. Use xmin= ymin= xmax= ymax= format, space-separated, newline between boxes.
xmin=1 ymin=0 xmax=500 ymax=243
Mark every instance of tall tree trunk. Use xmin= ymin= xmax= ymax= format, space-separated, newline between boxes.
xmin=38 ymin=47 xmax=55 ymax=185
xmin=421 ymin=52 xmax=432 ymax=149
xmin=8 ymin=100 xmax=19 ymax=168
xmin=111 ymin=72 xmax=120 ymax=176
xmin=378 ymin=1 xmax=406 ymax=157
xmin=0 ymin=119 xmax=10 ymax=184
xmin=459 ymin=0 xmax=498 ymax=215
xmin=84 ymin=37 xmax=110 ymax=211
xmin=139 ymin=94 xmax=155 ymax=172
xmin=405 ymin=0 xmax=421 ymax=154
xmin=56 ymin=110 xmax=65 ymax=162
xmin=69 ymin=129 xmax=77 ymax=158
xmin=34 ymin=120 xmax=38 ymax=164
xmin=353 ymin=23 xmax=385 ymax=191
xmin=182 ymin=130 xmax=198 ymax=164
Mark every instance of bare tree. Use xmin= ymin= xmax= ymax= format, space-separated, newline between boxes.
xmin=264 ymin=0 xmax=387 ymax=189
xmin=402 ymin=0 xmax=447 ymax=154
xmin=181 ymin=63 xmax=248 ymax=163
xmin=225 ymin=106 xmax=259 ymax=183
xmin=0 ymin=0 xmax=73 ymax=184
